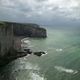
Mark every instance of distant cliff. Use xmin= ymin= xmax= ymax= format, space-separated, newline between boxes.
xmin=5 ymin=22 xmax=47 ymax=38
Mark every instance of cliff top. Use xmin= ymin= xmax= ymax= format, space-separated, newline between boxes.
xmin=0 ymin=21 xmax=39 ymax=27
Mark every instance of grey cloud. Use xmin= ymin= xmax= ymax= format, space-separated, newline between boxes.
xmin=0 ymin=0 xmax=80 ymax=26
xmin=34 ymin=0 xmax=47 ymax=3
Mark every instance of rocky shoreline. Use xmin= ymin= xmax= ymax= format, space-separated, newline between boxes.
xmin=0 ymin=21 xmax=47 ymax=67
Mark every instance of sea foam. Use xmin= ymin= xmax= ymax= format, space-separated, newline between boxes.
xmin=54 ymin=66 xmax=78 ymax=74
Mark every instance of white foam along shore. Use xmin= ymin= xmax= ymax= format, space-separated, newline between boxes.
xmin=21 ymin=38 xmax=30 ymax=45
xmin=21 ymin=38 xmax=34 ymax=50
xmin=41 ymin=51 xmax=48 ymax=56
xmin=21 ymin=38 xmax=48 ymax=57
xmin=30 ymin=72 xmax=47 ymax=80
xmin=11 ymin=57 xmax=47 ymax=80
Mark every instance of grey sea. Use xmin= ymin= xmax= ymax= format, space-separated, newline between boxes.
xmin=1 ymin=26 xmax=80 ymax=80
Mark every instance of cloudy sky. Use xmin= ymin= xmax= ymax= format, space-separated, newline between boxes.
xmin=0 ymin=0 xmax=80 ymax=26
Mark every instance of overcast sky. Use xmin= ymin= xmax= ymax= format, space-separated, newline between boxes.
xmin=0 ymin=0 xmax=80 ymax=26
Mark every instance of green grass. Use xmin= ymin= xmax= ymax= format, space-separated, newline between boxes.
xmin=0 ymin=22 xmax=6 ymax=26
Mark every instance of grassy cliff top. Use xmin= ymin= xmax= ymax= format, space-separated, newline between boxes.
xmin=0 ymin=22 xmax=5 ymax=24
xmin=0 ymin=21 xmax=46 ymax=31
xmin=0 ymin=21 xmax=39 ymax=27
xmin=0 ymin=21 xmax=38 ymax=26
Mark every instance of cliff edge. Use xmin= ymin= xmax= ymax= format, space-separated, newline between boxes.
xmin=5 ymin=22 xmax=47 ymax=38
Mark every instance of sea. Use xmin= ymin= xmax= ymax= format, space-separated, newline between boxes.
xmin=0 ymin=26 xmax=80 ymax=80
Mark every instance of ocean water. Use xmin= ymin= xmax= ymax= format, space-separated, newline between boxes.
xmin=1 ymin=26 xmax=80 ymax=80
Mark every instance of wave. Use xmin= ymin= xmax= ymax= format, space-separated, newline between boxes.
xmin=54 ymin=66 xmax=78 ymax=74
xmin=21 ymin=38 xmax=29 ymax=42
xmin=30 ymin=72 xmax=47 ymax=80
xmin=56 ymin=48 xmax=63 ymax=52
xmin=21 ymin=38 xmax=34 ymax=50
xmin=41 ymin=51 xmax=48 ymax=56
xmin=11 ymin=57 xmax=40 ymax=72
xmin=9 ymin=57 xmax=47 ymax=80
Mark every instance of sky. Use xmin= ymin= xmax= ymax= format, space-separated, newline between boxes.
xmin=0 ymin=0 xmax=80 ymax=26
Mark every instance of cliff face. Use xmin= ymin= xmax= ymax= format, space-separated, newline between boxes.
xmin=3 ymin=22 xmax=47 ymax=38
xmin=11 ymin=22 xmax=47 ymax=38
xmin=0 ymin=22 xmax=13 ymax=56
xmin=0 ymin=21 xmax=47 ymax=66
xmin=0 ymin=22 xmax=29 ymax=67
xmin=0 ymin=22 xmax=14 ymax=66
